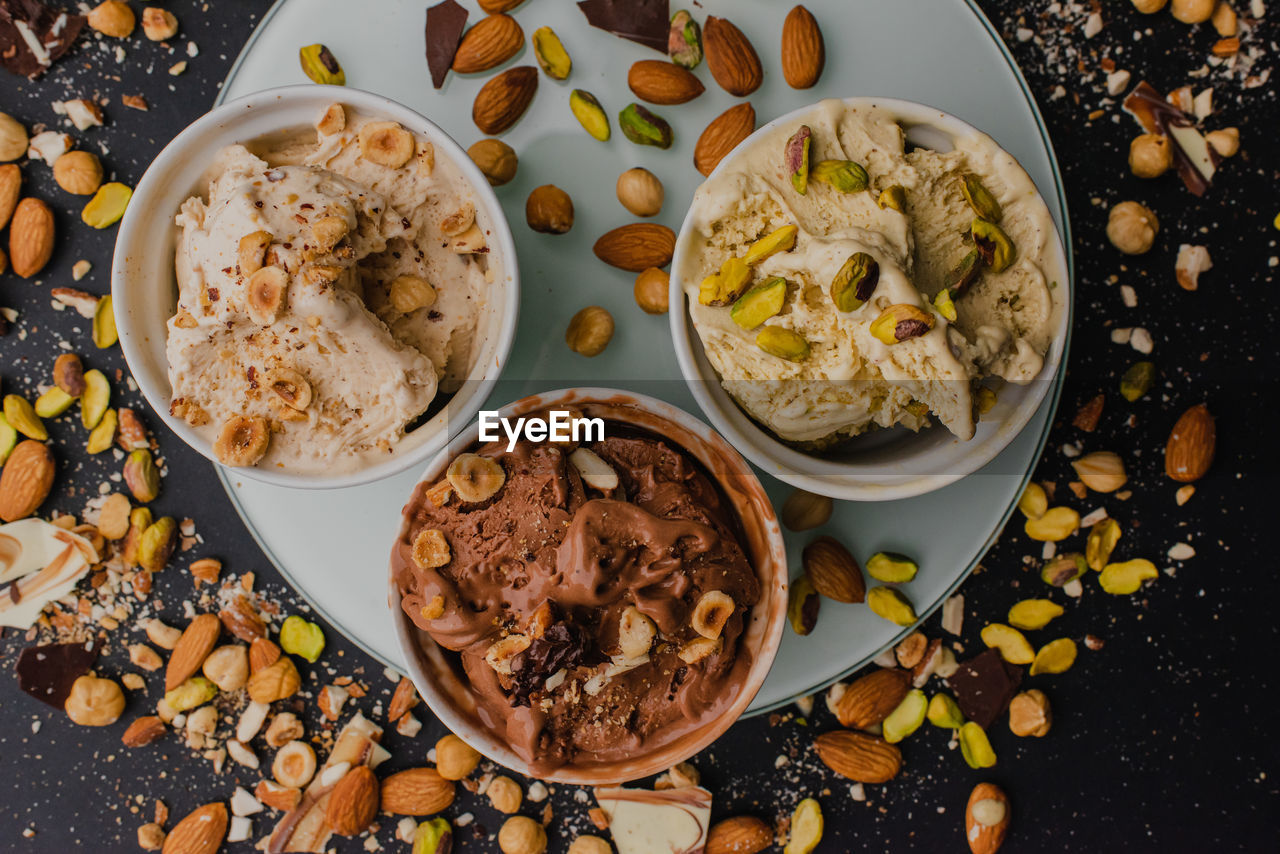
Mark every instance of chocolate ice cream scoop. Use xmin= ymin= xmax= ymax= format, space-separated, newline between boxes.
xmin=393 ymin=418 xmax=762 ymax=774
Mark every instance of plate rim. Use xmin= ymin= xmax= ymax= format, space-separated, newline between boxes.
xmin=212 ymin=0 xmax=1076 ymax=714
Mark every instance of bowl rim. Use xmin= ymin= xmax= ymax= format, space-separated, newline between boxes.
xmin=388 ymin=387 xmax=789 ymax=785
xmin=668 ymin=95 xmax=1072 ymax=502
xmin=111 ymin=83 xmax=520 ymax=490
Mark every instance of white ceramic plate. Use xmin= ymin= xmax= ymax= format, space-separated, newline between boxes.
xmin=214 ymin=0 xmax=1073 ymax=713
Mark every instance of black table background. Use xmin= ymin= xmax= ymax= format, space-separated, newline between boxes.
xmin=1 ymin=1 xmax=1278 ymax=850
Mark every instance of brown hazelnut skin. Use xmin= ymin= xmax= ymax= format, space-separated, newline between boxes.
xmin=565 ymin=306 xmax=615 ymax=357
xmin=525 ymin=184 xmax=574 ymax=235
xmin=467 ymin=138 xmax=518 ymax=186
xmin=1128 ymin=134 xmax=1172 ymax=179
xmin=633 ymin=267 xmax=670 ymax=314
xmin=1106 ymin=201 xmax=1159 ymax=255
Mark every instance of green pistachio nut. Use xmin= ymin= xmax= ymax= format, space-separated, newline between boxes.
xmin=668 ymin=10 xmax=703 ymax=69
xmin=882 ymin=689 xmax=928 ymax=744
xmin=1029 ymin=637 xmax=1077 ymax=676
xmin=959 ymin=722 xmax=997 ymax=769
xmin=3 ymin=395 xmax=47 ymax=440
xmin=783 ymin=798 xmax=823 ymax=854
xmin=413 ymin=818 xmax=453 ymax=854
xmin=698 ymin=256 xmax=751 ymax=306
xmin=138 ymin=516 xmax=177 ymax=573
xmin=280 ymin=615 xmax=326 ymax=662
xmin=1098 ymin=558 xmax=1158 ymax=595
xmin=970 ymin=219 xmax=1015 ymax=273
xmin=926 ymin=693 xmax=965 ymax=729
xmin=830 ymin=252 xmax=879 ymax=312
xmin=731 ymin=277 xmax=787 ymax=330
xmin=866 ymin=586 xmax=917 ymax=627
xmin=1085 ymin=517 xmax=1122 ymax=571
xmin=787 ymin=574 xmax=820 ymax=636
xmin=961 ymin=173 xmax=1003 ymax=222
xmin=80 ymin=369 xmax=111 ymax=430
xmin=756 ymin=326 xmax=810 ymax=362
xmin=164 ymin=676 xmax=217 ymax=712
xmin=86 ymin=408 xmax=117 ymax=454
xmin=532 ymin=27 xmax=571 ymax=80
xmin=1120 ymin=361 xmax=1155 ymax=401
xmin=1007 ymin=598 xmax=1064 ymax=631
xmin=865 ymin=551 xmax=918 ymax=583
xmin=1040 ymin=552 xmax=1087 ymax=587
xmin=618 ymin=103 xmax=673 ymax=149
xmin=980 ymin=623 xmax=1035 ymax=665
xmin=0 ymin=415 xmax=16 ymax=466
xmin=785 ymin=126 xmax=812 ymax=195
xmin=744 ymin=225 xmax=798 ymax=265
xmin=93 ymin=294 xmax=118 ymax=349
xmin=877 ymin=185 xmax=907 ymax=213
xmin=933 ymin=287 xmax=957 ymax=322
xmin=123 ymin=448 xmax=160 ymax=503
xmin=1018 ymin=482 xmax=1048 ymax=519
xmin=870 ymin=304 xmax=935 ymax=345
xmin=810 ymin=159 xmax=869 ymax=193
xmin=569 ymin=90 xmax=610 ymax=141
xmin=946 ymin=248 xmax=984 ymax=296
xmin=299 ymin=43 xmax=345 ymax=85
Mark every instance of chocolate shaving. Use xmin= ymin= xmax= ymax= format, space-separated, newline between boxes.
xmin=946 ymin=648 xmax=1023 ymax=729
xmin=509 ymin=621 xmax=589 ymax=707
xmin=16 ymin=641 xmax=97 ymax=708
xmin=0 ymin=0 xmax=84 ymax=79
xmin=577 ymin=0 xmax=670 ymax=53
xmin=1123 ymin=81 xmax=1218 ymax=197
xmin=424 ymin=0 xmax=467 ymax=90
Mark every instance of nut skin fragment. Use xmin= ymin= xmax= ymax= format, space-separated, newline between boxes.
xmin=1106 ymin=201 xmax=1159 ymax=255
xmin=214 ymin=415 xmax=271 ymax=467
xmin=1008 ymin=689 xmax=1052 ymax=737
xmin=565 ymin=306 xmax=615 ymax=357
xmin=65 ymin=675 xmax=125 ymax=726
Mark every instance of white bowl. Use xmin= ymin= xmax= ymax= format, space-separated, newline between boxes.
xmin=669 ymin=97 xmax=1071 ymax=502
xmin=112 ymin=84 xmax=519 ymax=489
xmin=389 ymin=389 xmax=788 ymax=785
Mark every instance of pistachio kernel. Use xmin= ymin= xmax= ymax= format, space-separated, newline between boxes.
xmin=830 ymin=252 xmax=879 ymax=312
xmin=86 ymin=408 xmax=118 ymax=454
xmin=926 ymin=693 xmax=965 ymax=729
xmin=1007 ymin=598 xmax=1064 ymax=631
xmin=980 ymin=623 xmax=1035 ymax=664
xmin=618 ymin=103 xmax=673 ymax=149
xmin=569 ymin=90 xmax=610 ymax=142
xmin=668 ymin=10 xmax=703 ymax=69
xmin=412 ymin=818 xmax=453 ymax=854
xmin=698 ymin=256 xmax=751 ymax=306
xmin=93 ymin=294 xmax=118 ymax=348
xmin=970 ymin=219 xmax=1015 ymax=273
xmin=877 ymin=185 xmax=907 ymax=213
xmin=1029 ymin=637 xmax=1077 ymax=676
xmin=4 ymin=395 xmax=48 ymax=440
xmin=865 ymin=551 xmax=918 ymax=583
xmin=784 ymin=798 xmax=824 ymax=854
xmin=1098 ymin=558 xmax=1158 ymax=595
xmin=866 ymin=586 xmax=917 ymax=627
xmin=933 ymin=287 xmax=957 ymax=322
xmin=755 ymin=326 xmax=810 ymax=361
xmin=1040 ymin=552 xmax=1087 ymax=587
xmin=810 ymin=159 xmax=869 ymax=193
xmin=1024 ymin=506 xmax=1079 ymax=542
xmin=946 ymin=248 xmax=984 ymax=295
xmin=279 ymin=615 xmax=326 ymax=663
xmin=785 ymin=125 xmax=812 ymax=195
xmin=532 ymin=26 xmax=572 ymax=79
xmin=730 ymin=277 xmax=787 ymax=330
xmin=82 ymin=182 xmax=132 ymax=228
xmin=299 ymin=43 xmax=345 ymax=85
xmin=787 ymin=574 xmax=820 ymax=635
xmin=80 ymin=369 xmax=111 ymax=430
xmin=1085 ymin=517 xmax=1122 ymax=571
xmin=1120 ymin=360 xmax=1155 ymax=401
xmin=958 ymin=721 xmax=997 ymax=769
xmin=870 ymin=304 xmax=935 ymax=345
xmin=743 ymin=224 xmax=798 ymax=265
xmin=960 ymin=173 xmax=1003 ymax=222
xmin=0 ymin=417 xmax=16 ymax=466
xmin=1018 ymin=482 xmax=1048 ymax=519
xmin=882 ymin=689 xmax=928 ymax=744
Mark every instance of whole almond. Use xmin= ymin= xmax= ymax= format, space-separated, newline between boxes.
xmin=814 ymin=730 xmax=902 ymax=783
xmin=0 ymin=440 xmax=55 ymax=522
xmin=705 ymin=815 xmax=773 ymax=854
xmin=802 ymin=535 xmax=866 ymax=604
xmin=9 ymin=198 xmax=55 ymax=278
xmin=1164 ymin=403 xmax=1215 ymax=482
xmin=0 ymin=163 xmax=20 ymax=230
xmin=592 ymin=223 xmax=676 ymax=272
xmin=835 ymin=667 xmax=911 ymax=729
xmin=965 ymin=782 xmax=1011 ymax=854
xmin=781 ymin=5 xmax=825 ymax=89
xmin=694 ymin=102 xmax=756 ymax=177
xmin=122 ymin=715 xmax=167 ymax=747
xmin=473 ymin=65 xmax=538 ymax=135
xmin=453 ymin=14 xmax=523 ymax=74
xmin=165 ymin=613 xmax=222 ymax=691
xmin=380 ymin=767 xmax=457 ymax=815
xmin=325 ymin=766 xmax=379 ymax=836
xmin=161 ymin=802 xmax=227 ymax=854
xmin=628 ymin=60 xmax=705 ymax=105
xmin=704 ymin=16 xmax=763 ymax=97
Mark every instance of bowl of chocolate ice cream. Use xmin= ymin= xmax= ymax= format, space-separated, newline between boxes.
xmin=389 ymin=389 xmax=787 ymax=784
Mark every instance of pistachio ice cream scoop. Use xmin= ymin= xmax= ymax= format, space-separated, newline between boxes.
xmin=679 ymin=98 xmax=1063 ymax=448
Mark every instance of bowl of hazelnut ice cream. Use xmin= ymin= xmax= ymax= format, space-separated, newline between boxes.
xmin=113 ymin=85 xmax=518 ymax=488
xmin=389 ymin=389 xmax=788 ymax=786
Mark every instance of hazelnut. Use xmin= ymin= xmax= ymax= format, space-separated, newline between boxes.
xmin=568 ymin=839 xmax=612 ymax=854
xmin=1171 ymin=0 xmax=1215 ymax=22
xmin=137 ymin=823 xmax=166 ymax=851
xmin=1212 ymin=1 xmax=1237 ymax=36
xmin=498 ymin=816 xmax=548 ymax=854
xmin=435 ymin=733 xmax=481 ymax=780
xmin=1130 ymin=0 xmax=1167 ymax=11
xmin=565 ymin=306 xmax=614 ymax=357
xmin=1127 ymin=134 xmax=1172 ymax=179
xmin=246 ymin=656 xmax=301 ymax=703
xmin=633 ymin=267 xmax=670 ymax=314
xmin=486 ymin=775 xmax=523 ymax=813
xmin=1106 ymin=201 xmax=1159 ymax=255
xmin=390 ymin=274 xmax=438 ymax=313
xmin=1206 ymin=127 xmax=1239 ymax=158
xmin=264 ymin=711 xmax=304 ymax=748
xmin=53 ymin=151 xmax=104 ymax=195
xmin=87 ymin=0 xmax=136 ymax=37
xmin=467 ymin=138 xmax=518 ymax=186
xmin=141 ymin=7 xmax=178 ymax=41
xmin=273 ymin=740 xmax=318 ymax=788
xmin=65 ymin=674 xmax=125 ymax=726
xmin=780 ymin=488 xmax=832 ymax=531
xmin=1008 ymin=689 xmax=1052 ymax=737
xmin=525 ymin=184 xmax=574 ymax=234
xmin=0 ymin=112 xmax=29 ymax=162
xmin=615 ymin=167 xmax=664 ymax=217
xmin=317 ymin=103 xmax=346 ymax=136
xmin=202 ymin=644 xmax=250 ymax=691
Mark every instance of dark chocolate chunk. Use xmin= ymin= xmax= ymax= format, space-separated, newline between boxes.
xmin=0 ymin=0 xmax=85 ymax=79
xmin=946 ymin=647 xmax=1023 ymax=729
xmin=425 ymin=0 xmax=468 ymax=90
xmin=509 ymin=621 xmax=590 ymax=707
xmin=16 ymin=641 xmax=97 ymax=708
xmin=578 ymin=0 xmax=670 ymax=53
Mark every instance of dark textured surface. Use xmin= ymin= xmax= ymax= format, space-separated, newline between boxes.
xmin=1 ymin=1 xmax=1278 ymax=851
